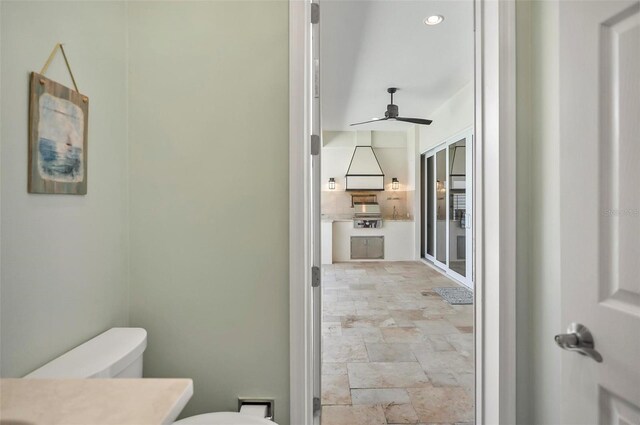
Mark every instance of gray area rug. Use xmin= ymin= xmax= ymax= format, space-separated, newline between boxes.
xmin=433 ymin=287 xmax=473 ymax=305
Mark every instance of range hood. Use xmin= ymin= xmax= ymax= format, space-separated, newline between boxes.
xmin=345 ymin=146 xmax=385 ymax=191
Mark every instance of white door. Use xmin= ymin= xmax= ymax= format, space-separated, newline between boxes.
xmin=558 ymin=1 xmax=640 ymax=423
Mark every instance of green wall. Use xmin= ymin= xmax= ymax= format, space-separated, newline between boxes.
xmin=127 ymin=2 xmax=290 ymax=423
xmin=516 ymin=1 xmax=562 ymax=424
xmin=1 ymin=1 xmax=290 ymax=423
xmin=0 ymin=1 xmax=130 ymax=377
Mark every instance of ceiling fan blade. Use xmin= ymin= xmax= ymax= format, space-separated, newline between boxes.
xmin=395 ymin=117 xmax=433 ymax=125
xmin=350 ymin=117 xmax=389 ymax=126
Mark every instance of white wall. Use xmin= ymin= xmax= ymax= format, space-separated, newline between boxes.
xmin=321 ymin=130 xmax=414 ymax=220
xmin=407 ymin=126 xmax=420 ymax=257
xmin=127 ymin=2 xmax=290 ymax=423
xmin=0 ymin=1 xmax=129 ymax=377
xmin=516 ymin=1 xmax=562 ymax=423
xmin=418 ymin=82 xmax=474 ymax=153
xmin=322 ymin=130 xmax=409 ymax=191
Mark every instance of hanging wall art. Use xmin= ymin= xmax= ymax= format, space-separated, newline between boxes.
xmin=28 ymin=43 xmax=89 ymax=195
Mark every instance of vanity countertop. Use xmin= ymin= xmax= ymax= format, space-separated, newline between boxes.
xmin=0 ymin=378 xmax=193 ymax=425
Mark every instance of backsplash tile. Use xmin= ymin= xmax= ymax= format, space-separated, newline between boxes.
xmin=322 ymin=190 xmax=414 ymax=220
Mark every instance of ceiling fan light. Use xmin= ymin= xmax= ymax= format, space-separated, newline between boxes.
xmin=350 ymin=88 xmax=432 ymax=127
xmin=424 ymin=15 xmax=444 ymax=26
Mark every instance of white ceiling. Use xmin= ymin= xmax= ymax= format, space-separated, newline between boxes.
xmin=321 ymin=0 xmax=474 ymax=131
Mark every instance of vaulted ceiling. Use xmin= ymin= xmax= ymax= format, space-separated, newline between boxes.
xmin=321 ymin=0 xmax=474 ymax=131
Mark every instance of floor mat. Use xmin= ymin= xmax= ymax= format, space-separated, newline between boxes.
xmin=432 ymin=286 xmax=473 ymax=305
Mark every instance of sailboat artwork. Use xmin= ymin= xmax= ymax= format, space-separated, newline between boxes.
xmin=28 ymin=72 xmax=89 ymax=195
xmin=37 ymin=93 xmax=84 ymax=183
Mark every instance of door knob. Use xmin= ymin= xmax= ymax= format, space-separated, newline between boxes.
xmin=555 ymin=323 xmax=603 ymax=363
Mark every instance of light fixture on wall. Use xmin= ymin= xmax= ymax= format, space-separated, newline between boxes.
xmin=392 ymin=178 xmax=399 ymax=190
xmin=328 ymin=178 xmax=336 ymax=190
xmin=436 ymin=180 xmax=446 ymax=199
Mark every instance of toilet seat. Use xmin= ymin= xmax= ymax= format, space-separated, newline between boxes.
xmin=174 ymin=412 xmax=276 ymax=425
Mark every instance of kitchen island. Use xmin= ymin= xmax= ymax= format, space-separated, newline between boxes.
xmin=322 ymin=215 xmax=415 ymax=263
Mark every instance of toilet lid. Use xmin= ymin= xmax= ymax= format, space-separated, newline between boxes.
xmin=174 ymin=412 xmax=277 ymax=425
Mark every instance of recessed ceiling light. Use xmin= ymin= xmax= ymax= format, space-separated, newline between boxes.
xmin=424 ymin=15 xmax=444 ymax=26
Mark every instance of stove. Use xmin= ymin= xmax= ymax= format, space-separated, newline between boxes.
xmin=353 ymin=202 xmax=383 ymax=228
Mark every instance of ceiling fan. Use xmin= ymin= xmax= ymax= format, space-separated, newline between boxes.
xmin=350 ymin=87 xmax=433 ymax=126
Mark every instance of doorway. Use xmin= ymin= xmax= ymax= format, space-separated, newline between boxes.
xmin=289 ymin=0 xmax=519 ymax=423
xmin=315 ymin=1 xmax=475 ymax=423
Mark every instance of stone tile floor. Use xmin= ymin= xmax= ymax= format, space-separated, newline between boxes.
xmin=321 ymin=262 xmax=474 ymax=425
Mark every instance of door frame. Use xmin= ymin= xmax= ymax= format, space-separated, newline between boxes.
xmin=422 ymin=152 xmax=437 ymax=264
xmin=433 ymin=146 xmax=449 ymax=270
xmin=289 ymin=0 xmax=517 ymax=423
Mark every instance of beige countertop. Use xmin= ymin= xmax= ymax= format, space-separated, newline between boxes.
xmin=322 ymin=214 xmax=414 ymax=223
xmin=0 ymin=378 xmax=193 ymax=425
xmin=321 ymin=214 xmax=352 ymax=222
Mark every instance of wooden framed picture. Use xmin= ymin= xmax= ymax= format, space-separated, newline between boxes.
xmin=28 ymin=72 xmax=89 ymax=194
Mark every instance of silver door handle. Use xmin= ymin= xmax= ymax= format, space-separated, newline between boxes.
xmin=555 ymin=323 xmax=603 ymax=363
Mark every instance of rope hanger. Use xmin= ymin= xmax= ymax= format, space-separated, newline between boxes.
xmin=40 ymin=43 xmax=80 ymax=93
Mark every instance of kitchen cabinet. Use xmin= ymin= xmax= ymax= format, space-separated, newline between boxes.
xmin=350 ymin=236 xmax=384 ymax=259
xmin=321 ymin=221 xmax=333 ymax=264
xmin=331 ymin=220 xmax=414 ymax=262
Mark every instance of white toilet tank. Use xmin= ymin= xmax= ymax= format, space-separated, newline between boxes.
xmin=25 ymin=328 xmax=147 ymax=379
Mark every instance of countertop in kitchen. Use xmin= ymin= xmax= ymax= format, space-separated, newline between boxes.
xmin=322 ymin=214 xmax=414 ymax=223
xmin=0 ymin=378 xmax=193 ymax=425
xmin=382 ymin=217 xmax=415 ymax=222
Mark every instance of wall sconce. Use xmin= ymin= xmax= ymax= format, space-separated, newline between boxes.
xmin=328 ymin=178 xmax=336 ymax=190
xmin=392 ymin=177 xmax=399 ymax=190
xmin=436 ymin=180 xmax=446 ymax=199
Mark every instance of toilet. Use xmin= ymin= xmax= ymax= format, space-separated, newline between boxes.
xmin=25 ymin=328 xmax=276 ymax=425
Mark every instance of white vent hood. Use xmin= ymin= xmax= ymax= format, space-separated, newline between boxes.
xmin=345 ymin=146 xmax=385 ymax=191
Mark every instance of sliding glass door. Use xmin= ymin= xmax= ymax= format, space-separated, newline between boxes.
xmin=421 ymin=130 xmax=473 ymax=289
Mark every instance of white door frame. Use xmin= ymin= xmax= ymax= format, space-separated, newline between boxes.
xmin=289 ymin=0 xmax=517 ymax=423
xmin=423 ymin=145 xmax=449 ymax=270
xmin=422 ymin=153 xmax=436 ymax=263
xmin=289 ymin=1 xmax=314 ymax=423
xmin=436 ymin=147 xmax=448 ymax=270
